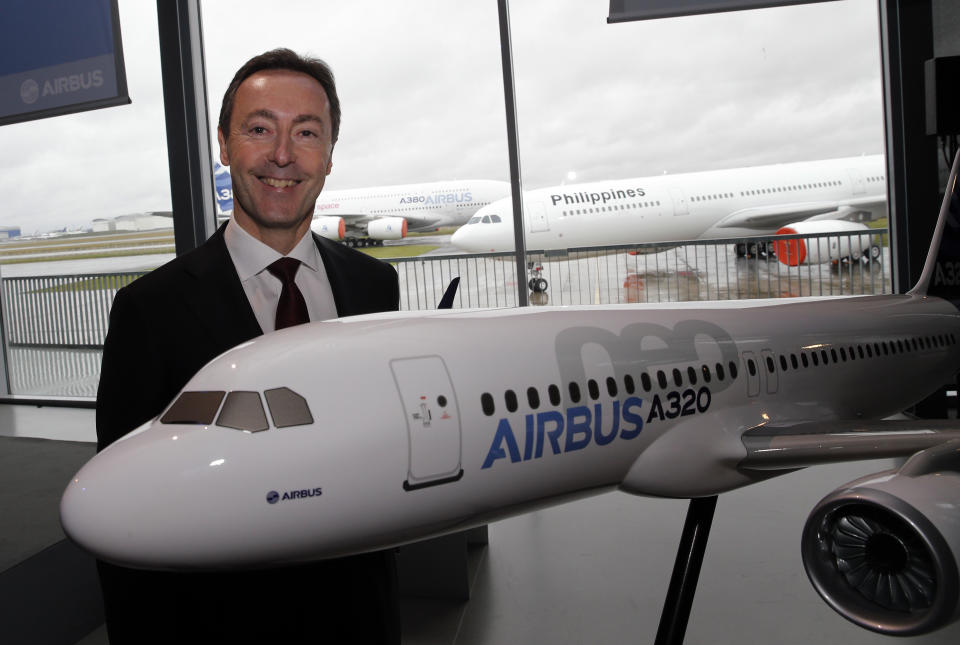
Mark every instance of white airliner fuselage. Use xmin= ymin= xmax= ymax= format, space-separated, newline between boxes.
xmin=451 ymin=156 xmax=886 ymax=252
xmin=313 ymin=179 xmax=509 ymax=243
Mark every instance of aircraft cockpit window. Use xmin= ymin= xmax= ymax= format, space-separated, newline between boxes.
xmin=264 ymin=387 xmax=313 ymax=428
xmin=161 ymin=391 xmax=226 ymax=425
xmin=481 ymin=215 xmax=491 ymax=223
xmin=467 ymin=216 xmax=481 ymax=225
xmin=490 ymin=215 xmax=502 ymax=223
xmin=217 ymin=391 xmax=269 ymax=433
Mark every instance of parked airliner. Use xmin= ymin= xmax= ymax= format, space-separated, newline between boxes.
xmin=63 ymin=155 xmax=960 ymax=637
xmin=312 ymin=178 xmax=509 ymax=246
xmin=213 ymin=162 xmax=508 ymax=247
xmin=451 ymin=155 xmax=886 ymax=253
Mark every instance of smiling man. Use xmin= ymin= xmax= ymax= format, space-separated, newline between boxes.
xmin=95 ymin=49 xmax=400 ymax=643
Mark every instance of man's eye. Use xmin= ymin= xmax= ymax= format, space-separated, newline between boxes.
xmin=299 ymin=129 xmax=318 ymax=138
xmin=250 ymin=126 xmax=267 ymax=135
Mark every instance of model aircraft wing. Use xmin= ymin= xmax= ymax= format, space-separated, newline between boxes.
xmin=739 ymin=418 xmax=960 ymax=471
xmin=716 ymin=195 xmax=886 ymax=229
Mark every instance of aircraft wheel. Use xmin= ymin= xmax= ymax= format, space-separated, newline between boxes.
xmin=535 ymin=278 xmax=548 ymax=293
xmin=870 ymin=245 xmax=881 ymax=260
xmin=735 ymin=243 xmax=746 ymax=258
xmin=746 ymin=242 xmax=758 ymax=258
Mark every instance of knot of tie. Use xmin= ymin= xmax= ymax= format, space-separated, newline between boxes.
xmin=267 ymin=257 xmax=309 ymax=330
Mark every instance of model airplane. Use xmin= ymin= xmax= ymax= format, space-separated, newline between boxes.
xmin=62 ymin=154 xmax=960 ymax=637
xmin=450 ymin=155 xmax=886 ymax=253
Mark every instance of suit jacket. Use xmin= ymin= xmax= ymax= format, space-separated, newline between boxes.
xmin=95 ymin=225 xmax=401 ymax=644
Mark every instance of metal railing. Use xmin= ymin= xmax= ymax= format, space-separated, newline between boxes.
xmin=1 ymin=230 xmax=891 ymax=350
xmin=391 ymin=229 xmax=891 ymax=310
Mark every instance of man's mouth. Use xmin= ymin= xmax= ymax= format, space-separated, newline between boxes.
xmin=259 ymin=177 xmax=300 ymax=189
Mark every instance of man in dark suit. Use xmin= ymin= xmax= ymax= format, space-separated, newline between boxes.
xmin=96 ymin=48 xmax=400 ymax=643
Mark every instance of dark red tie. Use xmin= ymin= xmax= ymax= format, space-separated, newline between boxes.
xmin=267 ymin=257 xmax=309 ymax=330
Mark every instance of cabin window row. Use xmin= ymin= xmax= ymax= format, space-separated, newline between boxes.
xmin=738 ymin=180 xmax=842 ymax=197
xmin=561 ymin=200 xmax=662 ymax=217
xmin=744 ymin=333 xmax=957 ymax=378
xmin=479 ymin=360 xmax=741 ymax=417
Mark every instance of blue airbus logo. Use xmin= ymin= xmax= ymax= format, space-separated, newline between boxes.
xmin=481 ymin=397 xmax=644 ymax=469
xmin=266 ymin=487 xmax=323 ymax=504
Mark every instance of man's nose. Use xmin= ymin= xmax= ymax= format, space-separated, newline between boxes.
xmin=269 ymin=132 xmax=296 ymax=166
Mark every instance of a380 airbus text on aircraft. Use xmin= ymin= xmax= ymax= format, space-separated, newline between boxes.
xmin=214 ymin=162 xmax=508 ymax=247
xmin=63 ymin=154 xmax=960 ymax=637
xmin=451 ymin=155 xmax=886 ymax=254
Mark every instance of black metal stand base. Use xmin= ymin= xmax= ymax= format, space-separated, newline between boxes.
xmin=654 ymin=496 xmax=719 ymax=645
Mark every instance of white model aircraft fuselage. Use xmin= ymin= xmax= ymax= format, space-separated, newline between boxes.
xmin=451 ymin=155 xmax=887 ymax=252
xmin=62 ymin=154 xmax=960 ymax=637
xmin=312 ymin=179 xmax=509 ymax=242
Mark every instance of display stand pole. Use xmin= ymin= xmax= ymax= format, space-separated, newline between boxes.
xmin=654 ymin=495 xmax=718 ymax=645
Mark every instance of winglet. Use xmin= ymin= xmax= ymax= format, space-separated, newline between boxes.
xmin=909 ymin=150 xmax=960 ymax=301
xmin=438 ymin=277 xmax=460 ymax=309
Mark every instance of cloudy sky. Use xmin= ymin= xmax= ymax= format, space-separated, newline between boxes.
xmin=0 ymin=0 xmax=884 ymax=234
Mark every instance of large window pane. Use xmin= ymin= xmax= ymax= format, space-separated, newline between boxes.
xmin=201 ymin=0 xmax=511 ymax=309
xmin=0 ymin=1 xmax=174 ymax=397
xmin=505 ymin=0 xmax=886 ymax=306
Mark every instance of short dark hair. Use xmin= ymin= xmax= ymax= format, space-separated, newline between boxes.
xmin=218 ymin=48 xmax=341 ymax=144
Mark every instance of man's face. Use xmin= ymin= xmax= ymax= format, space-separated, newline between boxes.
xmin=218 ymin=69 xmax=334 ymax=239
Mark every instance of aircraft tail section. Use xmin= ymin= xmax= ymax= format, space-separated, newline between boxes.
xmin=909 ymin=150 xmax=960 ymax=303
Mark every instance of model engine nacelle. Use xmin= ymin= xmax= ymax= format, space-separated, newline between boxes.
xmin=801 ymin=442 xmax=960 ymax=636
xmin=773 ymin=220 xmax=876 ymax=266
xmin=367 ymin=217 xmax=407 ymax=240
xmin=310 ymin=216 xmax=345 ymax=241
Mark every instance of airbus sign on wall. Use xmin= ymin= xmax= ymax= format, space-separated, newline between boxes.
xmin=0 ymin=0 xmax=129 ymax=126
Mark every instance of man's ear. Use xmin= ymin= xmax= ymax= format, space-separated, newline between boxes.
xmin=217 ymin=127 xmax=230 ymax=166
xmin=326 ymin=145 xmax=334 ymax=176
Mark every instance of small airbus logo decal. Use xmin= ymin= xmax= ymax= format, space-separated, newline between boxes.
xmin=266 ymin=487 xmax=323 ymax=504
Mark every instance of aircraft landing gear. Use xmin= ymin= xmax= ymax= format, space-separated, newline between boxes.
xmin=527 ymin=262 xmax=548 ymax=293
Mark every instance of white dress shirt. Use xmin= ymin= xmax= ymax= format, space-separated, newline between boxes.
xmin=224 ymin=219 xmax=339 ymax=333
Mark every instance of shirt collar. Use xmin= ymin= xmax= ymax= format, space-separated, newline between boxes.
xmin=224 ymin=219 xmax=321 ymax=280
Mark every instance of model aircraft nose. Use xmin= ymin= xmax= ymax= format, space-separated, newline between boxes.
xmin=60 ymin=423 xmax=277 ymax=570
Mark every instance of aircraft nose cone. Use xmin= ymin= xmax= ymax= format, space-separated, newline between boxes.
xmin=59 ymin=426 xmax=258 ymax=570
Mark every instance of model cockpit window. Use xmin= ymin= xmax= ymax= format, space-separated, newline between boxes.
xmin=264 ymin=387 xmax=314 ymax=428
xmin=160 ymin=391 xmax=226 ymax=425
xmin=161 ymin=387 xmax=313 ymax=432
xmin=217 ymin=391 xmax=269 ymax=433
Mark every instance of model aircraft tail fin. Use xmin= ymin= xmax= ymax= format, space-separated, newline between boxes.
xmin=438 ymin=277 xmax=460 ymax=309
xmin=909 ymin=150 xmax=960 ymax=302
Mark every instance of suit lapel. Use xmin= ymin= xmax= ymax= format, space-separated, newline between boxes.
xmin=315 ymin=234 xmax=353 ymax=316
xmin=180 ymin=227 xmax=263 ymax=351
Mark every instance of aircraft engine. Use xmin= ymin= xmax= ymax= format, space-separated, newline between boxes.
xmin=367 ymin=217 xmax=407 ymax=240
xmin=773 ymin=220 xmax=877 ymax=266
xmin=311 ymin=216 xmax=345 ymax=241
xmin=801 ymin=443 xmax=960 ymax=636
